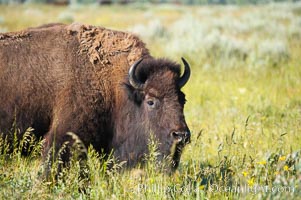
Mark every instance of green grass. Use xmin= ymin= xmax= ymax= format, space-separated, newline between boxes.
xmin=1 ymin=2 xmax=301 ymax=199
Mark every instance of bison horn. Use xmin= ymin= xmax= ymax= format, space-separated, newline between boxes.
xmin=129 ymin=58 xmax=144 ymax=90
xmin=178 ymin=57 xmax=191 ymax=88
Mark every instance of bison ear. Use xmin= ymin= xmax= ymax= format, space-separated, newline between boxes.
xmin=124 ymin=83 xmax=145 ymax=105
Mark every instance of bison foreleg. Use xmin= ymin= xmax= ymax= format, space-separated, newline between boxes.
xmin=43 ymin=129 xmax=89 ymax=183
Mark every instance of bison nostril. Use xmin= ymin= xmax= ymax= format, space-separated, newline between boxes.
xmin=185 ymin=131 xmax=191 ymax=144
xmin=172 ymin=131 xmax=191 ymax=144
xmin=172 ymin=132 xmax=184 ymax=142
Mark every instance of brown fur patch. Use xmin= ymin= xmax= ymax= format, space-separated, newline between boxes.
xmin=66 ymin=22 xmax=149 ymax=67
xmin=0 ymin=31 xmax=31 ymax=43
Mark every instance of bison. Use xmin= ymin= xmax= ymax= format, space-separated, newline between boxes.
xmin=0 ymin=23 xmax=191 ymax=176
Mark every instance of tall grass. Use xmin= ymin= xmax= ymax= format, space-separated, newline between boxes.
xmin=0 ymin=2 xmax=301 ymax=199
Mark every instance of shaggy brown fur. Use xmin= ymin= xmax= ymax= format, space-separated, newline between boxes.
xmin=0 ymin=23 xmax=190 ymax=176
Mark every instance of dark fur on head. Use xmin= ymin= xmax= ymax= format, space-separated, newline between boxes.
xmin=124 ymin=58 xmax=185 ymax=105
xmin=135 ymin=58 xmax=181 ymax=83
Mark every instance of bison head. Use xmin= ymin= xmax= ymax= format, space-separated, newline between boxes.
xmin=121 ymin=57 xmax=191 ymax=170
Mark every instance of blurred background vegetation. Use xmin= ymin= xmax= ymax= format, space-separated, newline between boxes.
xmin=0 ymin=0 xmax=299 ymax=6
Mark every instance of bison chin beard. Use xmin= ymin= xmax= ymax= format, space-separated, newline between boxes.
xmin=169 ymin=141 xmax=185 ymax=171
xmin=154 ymin=137 xmax=185 ymax=174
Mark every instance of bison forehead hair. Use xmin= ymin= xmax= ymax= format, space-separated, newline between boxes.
xmin=135 ymin=59 xmax=181 ymax=83
xmin=124 ymin=59 xmax=185 ymax=103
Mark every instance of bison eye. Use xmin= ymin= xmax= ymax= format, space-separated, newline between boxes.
xmin=147 ymin=100 xmax=154 ymax=106
xmin=146 ymin=99 xmax=158 ymax=109
xmin=145 ymin=95 xmax=159 ymax=109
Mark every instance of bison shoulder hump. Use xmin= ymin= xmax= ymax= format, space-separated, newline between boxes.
xmin=65 ymin=22 xmax=150 ymax=66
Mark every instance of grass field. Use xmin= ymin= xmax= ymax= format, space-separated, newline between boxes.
xmin=1 ymin=2 xmax=301 ymax=199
